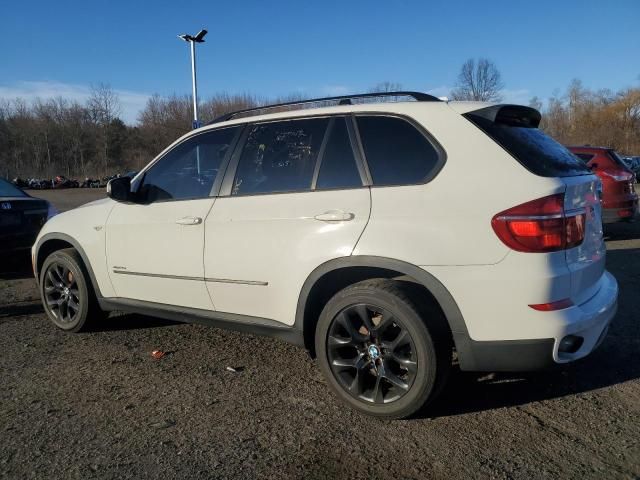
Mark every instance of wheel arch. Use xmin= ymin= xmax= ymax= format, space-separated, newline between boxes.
xmin=295 ymin=256 xmax=474 ymax=367
xmin=35 ymin=233 xmax=103 ymax=298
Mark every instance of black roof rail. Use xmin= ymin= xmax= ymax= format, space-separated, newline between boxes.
xmin=208 ymin=91 xmax=441 ymax=125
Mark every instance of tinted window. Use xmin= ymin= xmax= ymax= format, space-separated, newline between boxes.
xmin=140 ymin=127 xmax=238 ymax=202
xmin=0 ymin=178 xmax=27 ymax=197
xmin=232 ymin=118 xmax=328 ymax=195
xmin=575 ymin=153 xmax=595 ymax=163
xmin=316 ymin=118 xmax=362 ymax=190
xmin=357 ymin=116 xmax=441 ymax=185
xmin=466 ymin=113 xmax=590 ymax=177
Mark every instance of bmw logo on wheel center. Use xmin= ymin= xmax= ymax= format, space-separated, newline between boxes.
xmin=0 ymin=202 xmax=11 ymax=210
xmin=368 ymin=344 xmax=381 ymax=360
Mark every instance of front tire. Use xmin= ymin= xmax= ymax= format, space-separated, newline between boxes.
xmin=315 ymin=279 xmax=451 ymax=419
xmin=40 ymin=248 xmax=102 ymax=332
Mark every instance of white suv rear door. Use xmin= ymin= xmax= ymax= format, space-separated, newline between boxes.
xmin=203 ymin=116 xmax=371 ymax=325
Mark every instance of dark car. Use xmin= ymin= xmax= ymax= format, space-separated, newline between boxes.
xmin=0 ymin=178 xmax=57 ymax=255
xmin=567 ymin=146 xmax=638 ymax=223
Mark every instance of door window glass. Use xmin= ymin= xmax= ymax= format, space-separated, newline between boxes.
xmin=139 ymin=127 xmax=239 ymax=202
xmin=232 ymin=118 xmax=329 ymax=195
xmin=316 ymin=118 xmax=362 ymax=190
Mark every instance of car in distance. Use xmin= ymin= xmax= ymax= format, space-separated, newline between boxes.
xmin=621 ymin=155 xmax=640 ymax=182
xmin=568 ymin=146 xmax=638 ymax=223
xmin=0 ymin=178 xmax=57 ymax=256
xmin=33 ymin=92 xmax=618 ymax=419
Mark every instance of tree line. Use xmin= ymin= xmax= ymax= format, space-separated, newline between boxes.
xmin=1 ymin=64 xmax=638 ymax=180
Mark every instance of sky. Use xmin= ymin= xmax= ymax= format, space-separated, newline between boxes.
xmin=1 ymin=0 xmax=639 ymax=124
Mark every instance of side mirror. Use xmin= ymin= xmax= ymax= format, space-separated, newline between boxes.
xmin=106 ymin=176 xmax=132 ymax=202
xmin=589 ymin=162 xmax=599 ymax=170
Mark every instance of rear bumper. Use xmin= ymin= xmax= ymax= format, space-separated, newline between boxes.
xmin=601 ymin=196 xmax=639 ymax=223
xmin=456 ymin=271 xmax=618 ymax=371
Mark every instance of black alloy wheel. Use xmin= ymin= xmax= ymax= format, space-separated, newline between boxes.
xmin=327 ymin=303 xmax=417 ymax=404
xmin=43 ymin=262 xmax=81 ymax=324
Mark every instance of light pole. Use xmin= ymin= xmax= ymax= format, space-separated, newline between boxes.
xmin=178 ymin=29 xmax=207 ymax=129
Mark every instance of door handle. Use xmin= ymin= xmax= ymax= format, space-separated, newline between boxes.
xmin=176 ymin=216 xmax=202 ymax=225
xmin=313 ymin=210 xmax=355 ymax=222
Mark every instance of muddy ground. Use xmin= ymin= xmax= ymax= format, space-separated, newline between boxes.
xmin=0 ymin=188 xmax=638 ymax=479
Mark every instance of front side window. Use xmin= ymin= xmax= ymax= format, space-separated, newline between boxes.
xmin=139 ymin=127 xmax=239 ymax=202
xmin=356 ymin=116 xmax=441 ymax=186
xmin=232 ymin=118 xmax=329 ymax=195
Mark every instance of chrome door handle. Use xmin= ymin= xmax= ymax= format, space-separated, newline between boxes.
xmin=313 ymin=210 xmax=355 ymax=222
xmin=176 ymin=216 xmax=202 ymax=225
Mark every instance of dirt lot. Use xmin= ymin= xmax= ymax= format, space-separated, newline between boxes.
xmin=1 ymin=189 xmax=639 ymax=480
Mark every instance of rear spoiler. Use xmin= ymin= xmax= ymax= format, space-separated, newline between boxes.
xmin=464 ymin=104 xmax=541 ymax=128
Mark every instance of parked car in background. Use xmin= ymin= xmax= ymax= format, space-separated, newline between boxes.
xmin=622 ymin=156 xmax=640 ymax=181
xmin=0 ymin=178 xmax=58 ymax=255
xmin=33 ymin=93 xmax=618 ymax=419
xmin=568 ymin=146 xmax=638 ymax=223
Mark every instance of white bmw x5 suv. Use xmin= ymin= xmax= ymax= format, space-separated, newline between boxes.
xmin=33 ymin=92 xmax=618 ymax=419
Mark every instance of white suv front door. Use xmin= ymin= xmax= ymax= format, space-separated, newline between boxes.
xmin=203 ymin=116 xmax=371 ymax=325
xmin=106 ymin=126 xmax=241 ymax=309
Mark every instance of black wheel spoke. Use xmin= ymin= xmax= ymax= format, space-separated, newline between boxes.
xmin=335 ymin=312 xmax=367 ymax=343
xmin=381 ymin=361 xmax=409 ymax=391
xmin=354 ymin=305 xmax=374 ymax=332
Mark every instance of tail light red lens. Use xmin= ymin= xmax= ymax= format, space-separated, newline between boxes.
xmin=529 ymin=298 xmax=574 ymax=311
xmin=492 ymin=194 xmax=586 ymax=253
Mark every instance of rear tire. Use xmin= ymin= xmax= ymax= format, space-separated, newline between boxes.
xmin=315 ymin=279 xmax=451 ymax=419
xmin=40 ymin=248 xmax=103 ymax=332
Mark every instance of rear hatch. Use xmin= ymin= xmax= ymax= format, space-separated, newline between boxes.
xmin=464 ymin=104 xmax=605 ymax=303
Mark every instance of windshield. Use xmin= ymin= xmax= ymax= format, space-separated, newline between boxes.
xmin=0 ymin=178 xmax=27 ymax=197
xmin=466 ymin=110 xmax=591 ymax=178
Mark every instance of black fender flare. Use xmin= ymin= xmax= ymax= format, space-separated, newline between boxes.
xmin=34 ymin=232 xmax=104 ymax=298
xmin=294 ymin=255 xmax=477 ymax=369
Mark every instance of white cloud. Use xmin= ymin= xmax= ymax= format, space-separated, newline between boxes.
xmin=0 ymin=80 xmax=151 ymax=124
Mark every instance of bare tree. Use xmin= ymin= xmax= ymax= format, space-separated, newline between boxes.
xmin=368 ymin=82 xmax=403 ymax=93
xmin=88 ymin=84 xmax=121 ymax=175
xmin=451 ymin=58 xmax=504 ymax=102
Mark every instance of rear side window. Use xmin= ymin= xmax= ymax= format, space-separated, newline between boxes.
xmin=356 ymin=116 xmax=441 ymax=186
xmin=466 ymin=107 xmax=590 ymax=177
xmin=316 ymin=118 xmax=362 ymax=190
xmin=232 ymin=118 xmax=329 ymax=195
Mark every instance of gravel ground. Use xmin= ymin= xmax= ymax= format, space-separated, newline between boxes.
xmin=0 ymin=189 xmax=638 ymax=480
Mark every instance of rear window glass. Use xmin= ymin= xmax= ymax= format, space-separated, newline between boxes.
xmin=466 ymin=113 xmax=590 ymax=178
xmin=607 ymin=150 xmax=631 ymax=169
xmin=357 ymin=116 xmax=441 ymax=186
xmin=574 ymin=153 xmax=595 ymax=163
xmin=0 ymin=179 xmax=27 ymax=197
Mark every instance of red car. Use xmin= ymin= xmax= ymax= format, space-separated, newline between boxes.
xmin=568 ymin=146 xmax=638 ymax=223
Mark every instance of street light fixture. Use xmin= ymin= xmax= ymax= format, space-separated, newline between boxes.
xmin=178 ymin=29 xmax=207 ymax=129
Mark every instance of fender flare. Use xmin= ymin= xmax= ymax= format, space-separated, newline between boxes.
xmin=294 ymin=255 xmax=477 ymax=369
xmin=34 ymin=232 xmax=104 ymax=298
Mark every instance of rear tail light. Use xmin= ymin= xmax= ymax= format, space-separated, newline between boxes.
xmin=529 ymin=298 xmax=574 ymax=311
xmin=492 ymin=194 xmax=586 ymax=253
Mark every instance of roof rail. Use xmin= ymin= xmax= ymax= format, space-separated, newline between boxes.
xmin=208 ymin=91 xmax=441 ymax=125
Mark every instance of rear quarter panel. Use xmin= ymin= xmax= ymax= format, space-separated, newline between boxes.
xmin=353 ymin=103 xmax=566 ymax=266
